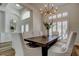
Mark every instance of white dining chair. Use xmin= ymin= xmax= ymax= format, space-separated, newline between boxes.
xmin=48 ymin=31 xmax=77 ymax=56
xmin=52 ymin=31 xmax=66 ymax=45
xmin=19 ymin=33 xmax=42 ymax=56
xmin=52 ymin=31 xmax=59 ymax=36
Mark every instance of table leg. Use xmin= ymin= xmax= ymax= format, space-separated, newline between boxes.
xmin=42 ymin=47 xmax=48 ymax=56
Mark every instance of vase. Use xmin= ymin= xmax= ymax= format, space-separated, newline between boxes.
xmin=47 ymin=29 xmax=49 ymax=37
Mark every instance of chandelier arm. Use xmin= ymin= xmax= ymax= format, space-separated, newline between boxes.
xmin=40 ymin=4 xmax=58 ymax=16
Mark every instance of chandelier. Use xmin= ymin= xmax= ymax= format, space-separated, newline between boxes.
xmin=40 ymin=4 xmax=58 ymax=16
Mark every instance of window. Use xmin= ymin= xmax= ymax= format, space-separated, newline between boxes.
xmin=57 ymin=22 xmax=62 ymax=36
xmin=62 ymin=21 xmax=68 ymax=39
xmin=22 ymin=11 xmax=30 ymax=20
xmin=25 ymin=24 xmax=29 ymax=32
xmin=49 ymin=12 xmax=69 ymax=40
xmin=21 ymin=25 xmax=24 ymax=33
xmin=63 ymin=12 xmax=68 ymax=17
xmin=53 ymin=22 xmax=56 ymax=32
xmin=21 ymin=9 xmax=33 ymax=33
xmin=21 ymin=24 xmax=29 ymax=33
xmin=57 ymin=13 xmax=62 ymax=18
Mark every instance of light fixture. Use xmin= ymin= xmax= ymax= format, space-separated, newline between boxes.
xmin=40 ymin=4 xmax=58 ymax=16
xmin=16 ymin=4 xmax=21 ymax=7
xmin=15 ymin=4 xmax=23 ymax=10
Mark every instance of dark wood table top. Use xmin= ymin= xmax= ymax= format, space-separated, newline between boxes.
xmin=24 ymin=35 xmax=59 ymax=47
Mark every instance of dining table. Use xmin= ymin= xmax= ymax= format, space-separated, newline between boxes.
xmin=24 ymin=35 xmax=59 ymax=56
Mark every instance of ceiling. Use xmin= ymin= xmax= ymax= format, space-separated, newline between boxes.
xmin=29 ymin=3 xmax=66 ymax=10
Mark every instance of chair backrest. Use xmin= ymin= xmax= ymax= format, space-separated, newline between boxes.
xmin=19 ymin=33 xmax=42 ymax=56
xmin=19 ymin=33 xmax=28 ymax=56
xmin=22 ymin=32 xmax=33 ymax=39
xmin=65 ymin=31 xmax=77 ymax=55
xmin=52 ymin=31 xmax=59 ymax=36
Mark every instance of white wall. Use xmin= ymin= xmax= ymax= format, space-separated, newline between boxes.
xmin=0 ymin=4 xmax=6 ymax=32
xmin=5 ymin=3 xmax=21 ymax=33
xmin=0 ymin=11 xmax=5 ymax=32
xmin=11 ymin=33 xmax=24 ymax=56
xmin=33 ymin=8 xmax=42 ymax=36
xmin=0 ymin=33 xmax=11 ymax=42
